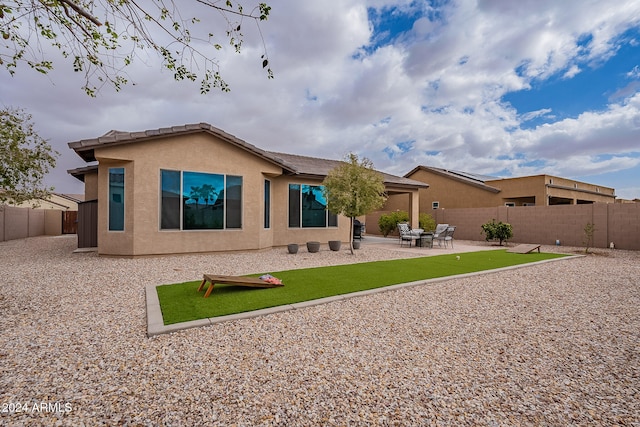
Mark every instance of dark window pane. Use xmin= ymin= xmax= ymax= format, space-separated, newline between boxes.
xmin=226 ymin=175 xmax=242 ymax=229
xmin=328 ymin=212 xmax=338 ymax=227
xmin=160 ymin=170 xmax=181 ymax=229
xmin=301 ymin=185 xmax=327 ymax=227
xmin=264 ymin=180 xmax=271 ymax=229
xmin=108 ymin=167 xmax=124 ymax=231
xmin=288 ymin=184 xmax=300 ymax=227
xmin=183 ymin=171 xmax=224 ymax=230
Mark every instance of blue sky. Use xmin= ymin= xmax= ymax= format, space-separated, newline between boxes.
xmin=503 ymin=28 xmax=640 ymax=129
xmin=2 ymin=0 xmax=640 ymax=199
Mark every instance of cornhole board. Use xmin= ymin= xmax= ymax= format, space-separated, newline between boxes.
xmin=507 ymin=244 xmax=541 ymax=254
xmin=197 ymin=274 xmax=284 ymax=298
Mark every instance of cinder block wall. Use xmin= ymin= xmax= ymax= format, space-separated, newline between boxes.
xmin=3 ymin=206 xmax=30 ymax=241
xmin=1 ymin=206 xmax=63 ymax=242
xmin=430 ymin=204 xmax=639 ymax=250
xmin=45 ymin=210 xmax=62 ymax=236
xmin=608 ymin=203 xmax=640 ymax=250
xmin=367 ymin=203 xmax=640 ymax=250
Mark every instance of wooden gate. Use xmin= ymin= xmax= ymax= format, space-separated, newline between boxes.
xmin=77 ymin=200 xmax=98 ymax=248
xmin=62 ymin=211 xmax=78 ymax=234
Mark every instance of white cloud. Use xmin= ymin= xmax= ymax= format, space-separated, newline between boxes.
xmin=520 ymin=108 xmax=553 ymax=122
xmin=628 ymin=65 xmax=640 ymax=78
xmin=563 ymin=65 xmax=581 ymax=79
xmin=2 ymin=0 xmax=640 ymax=198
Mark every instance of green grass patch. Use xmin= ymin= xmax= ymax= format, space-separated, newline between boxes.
xmin=156 ymin=250 xmax=568 ymax=325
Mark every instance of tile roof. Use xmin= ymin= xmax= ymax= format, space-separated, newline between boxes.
xmin=68 ymin=123 xmax=427 ymax=189
xmin=68 ymin=123 xmax=296 ymax=171
xmin=270 ymin=152 xmax=428 ymax=189
xmin=406 ymin=165 xmax=501 ymax=193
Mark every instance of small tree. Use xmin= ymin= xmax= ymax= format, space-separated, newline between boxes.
xmin=323 ymin=153 xmax=387 ymax=254
xmin=481 ymin=219 xmax=513 ymax=246
xmin=583 ymin=222 xmax=596 ymax=254
xmin=1 ymin=108 xmax=58 ymax=205
xmin=378 ymin=210 xmax=409 ymax=237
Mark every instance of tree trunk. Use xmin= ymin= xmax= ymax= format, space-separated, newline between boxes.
xmin=349 ymin=216 xmax=355 ymax=255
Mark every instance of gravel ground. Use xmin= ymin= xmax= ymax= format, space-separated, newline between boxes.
xmin=0 ymin=235 xmax=638 ymax=426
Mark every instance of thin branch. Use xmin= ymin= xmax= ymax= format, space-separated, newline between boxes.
xmin=194 ymin=0 xmax=263 ymax=19
xmin=57 ymin=0 xmax=102 ymax=26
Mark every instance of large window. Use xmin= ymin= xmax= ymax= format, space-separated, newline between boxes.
xmin=108 ymin=167 xmax=125 ymax=231
xmin=288 ymin=184 xmax=337 ymax=228
xmin=160 ymin=169 xmax=242 ymax=230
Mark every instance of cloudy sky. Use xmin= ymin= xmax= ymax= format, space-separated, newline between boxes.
xmin=3 ymin=0 xmax=640 ymax=199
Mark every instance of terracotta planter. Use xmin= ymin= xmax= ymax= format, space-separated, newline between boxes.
xmin=306 ymin=241 xmax=321 ymax=253
xmin=287 ymin=244 xmax=299 ymax=254
xmin=328 ymin=240 xmax=342 ymax=251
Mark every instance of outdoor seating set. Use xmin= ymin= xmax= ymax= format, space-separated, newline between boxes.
xmin=397 ymin=223 xmax=456 ymax=248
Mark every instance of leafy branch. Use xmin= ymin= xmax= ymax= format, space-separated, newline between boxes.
xmin=0 ymin=0 xmax=273 ymax=96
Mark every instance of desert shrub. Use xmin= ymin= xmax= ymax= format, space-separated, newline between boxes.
xmin=419 ymin=212 xmax=436 ymax=232
xmin=583 ymin=222 xmax=595 ymax=254
xmin=378 ymin=210 xmax=409 ymax=237
xmin=481 ymin=219 xmax=513 ymax=246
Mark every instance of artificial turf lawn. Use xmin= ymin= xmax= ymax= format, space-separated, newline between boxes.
xmin=156 ymin=250 xmax=568 ymax=325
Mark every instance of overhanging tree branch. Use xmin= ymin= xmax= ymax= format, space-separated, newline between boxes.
xmin=58 ymin=0 xmax=102 ymax=26
xmin=1 ymin=1 xmax=273 ymax=95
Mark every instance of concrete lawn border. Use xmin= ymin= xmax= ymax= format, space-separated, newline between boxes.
xmin=146 ymin=255 xmax=582 ymax=337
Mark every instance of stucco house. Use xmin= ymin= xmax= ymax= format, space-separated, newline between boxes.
xmin=67 ymin=123 xmax=427 ymax=256
xmin=392 ymin=166 xmax=616 ymax=212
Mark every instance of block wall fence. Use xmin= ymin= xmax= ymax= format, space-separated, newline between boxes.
xmin=4 ymin=203 xmax=639 ymax=250
xmin=367 ymin=203 xmax=640 ymax=251
xmin=0 ymin=206 xmax=63 ymax=242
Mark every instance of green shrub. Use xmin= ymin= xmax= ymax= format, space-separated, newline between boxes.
xmin=378 ymin=210 xmax=409 ymax=237
xmin=481 ymin=219 xmax=513 ymax=246
xmin=419 ymin=212 xmax=436 ymax=232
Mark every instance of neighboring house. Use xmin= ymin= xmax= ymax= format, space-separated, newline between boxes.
xmin=397 ymin=166 xmax=616 ymax=212
xmin=67 ymin=123 xmax=427 ymax=256
xmin=5 ymin=192 xmax=83 ymax=210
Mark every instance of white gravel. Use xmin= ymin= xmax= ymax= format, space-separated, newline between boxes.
xmin=0 ymin=235 xmax=638 ymax=426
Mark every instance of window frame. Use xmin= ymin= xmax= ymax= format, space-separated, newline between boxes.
xmin=108 ymin=167 xmax=125 ymax=232
xmin=264 ymin=179 xmax=271 ymax=229
xmin=159 ymin=169 xmax=243 ymax=231
xmin=288 ymin=183 xmax=338 ymax=228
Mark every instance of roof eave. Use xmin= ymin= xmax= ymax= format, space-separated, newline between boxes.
xmin=68 ymin=123 xmax=298 ymax=174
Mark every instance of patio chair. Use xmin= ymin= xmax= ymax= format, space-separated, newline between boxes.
xmin=431 ymin=223 xmax=449 ymax=241
xmin=397 ymin=223 xmax=423 ymax=247
xmin=436 ymin=226 xmax=456 ymax=248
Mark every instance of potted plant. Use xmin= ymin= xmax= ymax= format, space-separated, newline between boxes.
xmin=328 ymin=240 xmax=342 ymax=251
xmin=306 ymin=241 xmax=320 ymax=253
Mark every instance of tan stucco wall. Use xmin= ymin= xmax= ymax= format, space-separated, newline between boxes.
xmin=490 ymin=175 xmax=616 ymax=205
xmin=84 ymin=171 xmax=99 ymax=201
xmin=407 ymin=170 xmax=616 ymax=210
xmin=408 ymin=168 xmax=499 ymax=211
xmin=91 ymin=133 xmax=351 ymax=256
xmin=486 ymin=175 xmax=546 ymax=205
